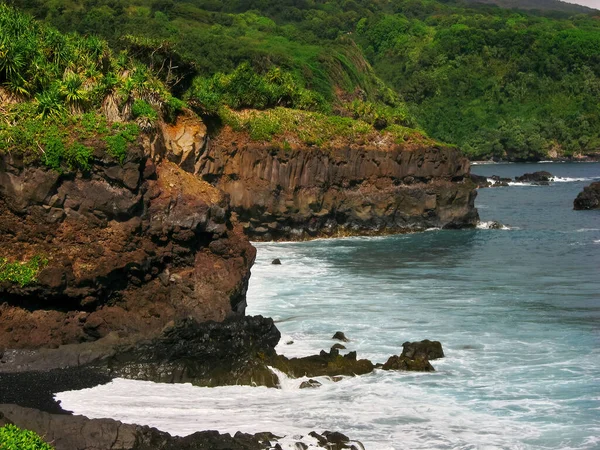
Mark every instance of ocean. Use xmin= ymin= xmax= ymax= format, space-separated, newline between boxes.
xmin=56 ymin=162 xmax=600 ymax=449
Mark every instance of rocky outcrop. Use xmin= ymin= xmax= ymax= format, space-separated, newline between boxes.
xmin=0 ymin=404 xmax=276 ymax=450
xmin=515 ymin=171 xmax=552 ymax=183
xmin=151 ymin=113 xmax=478 ymax=240
xmin=200 ymin=132 xmax=478 ymax=239
xmin=0 ymin=140 xmax=255 ymax=350
xmin=0 ymin=405 xmax=366 ymax=450
xmin=380 ymin=340 xmax=444 ymax=372
xmin=401 ymin=340 xmax=444 ymax=360
xmin=574 ymin=181 xmax=600 ymax=210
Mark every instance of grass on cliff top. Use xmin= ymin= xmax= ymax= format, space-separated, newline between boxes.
xmin=0 ymin=5 xmax=184 ymax=171
xmin=0 ymin=255 xmax=48 ymax=287
xmin=219 ymin=106 xmax=437 ymax=149
xmin=0 ymin=424 xmax=54 ymax=449
xmin=0 ymin=104 xmax=141 ymax=170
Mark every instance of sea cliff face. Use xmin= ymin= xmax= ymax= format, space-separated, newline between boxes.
xmin=152 ymin=113 xmax=479 ymax=240
xmin=0 ymin=141 xmax=255 ymax=350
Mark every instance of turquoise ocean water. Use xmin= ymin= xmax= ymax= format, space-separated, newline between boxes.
xmin=57 ymin=163 xmax=600 ymax=449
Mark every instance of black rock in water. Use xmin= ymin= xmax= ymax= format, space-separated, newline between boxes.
xmin=470 ymin=174 xmax=490 ymax=188
xmin=332 ymin=331 xmax=349 ymax=342
xmin=381 ymin=354 xmax=435 ymax=372
xmin=515 ymin=171 xmax=552 ymax=182
xmin=574 ymin=182 xmax=600 ymax=210
xmin=299 ymin=379 xmax=322 ymax=389
xmin=402 ymin=340 xmax=445 ymax=360
xmin=272 ymin=258 xmax=282 ymax=265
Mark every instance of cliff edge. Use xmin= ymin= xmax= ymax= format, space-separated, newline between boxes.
xmin=0 ymin=139 xmax=255 ymax=350
xmin=153 ymin=110 xmax=479 ymax=241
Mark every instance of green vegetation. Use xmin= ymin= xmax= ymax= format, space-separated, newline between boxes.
xmin=0 ymin=424 xmax=54 ymax=450
xmin=0 ymin=255 xmax=48 ymax=287
xmin=4 ymin=0 xmax=600 ymax=160
xmin=0 ymin=4 xmax=172 ymax=169
xmin=220 ymin=107 xmax=430 ymax=147
xmin=187 ymin=63 xmax=327 ymax=114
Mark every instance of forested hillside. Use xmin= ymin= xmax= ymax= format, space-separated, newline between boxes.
xmin=461 ymin=0 xmax=596 ymax=14
xmin=6 ymin=0 xmax=600 ymax=160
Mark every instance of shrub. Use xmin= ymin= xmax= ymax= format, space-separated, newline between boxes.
xmin=64 ymin=143 xmax=94 ymax=171
xmin=105 ymin=123 xmax=139 ymax=164
xmin=131 ymin=99 xmax=158 ymax=121
xmin=0 ymin=256 xmax=48 ymax=287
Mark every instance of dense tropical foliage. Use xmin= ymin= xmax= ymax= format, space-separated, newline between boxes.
xmin=0 ymin=424 xmax=54 ymax=450
xmin=3 ymin=0 xmax=600 ymax=160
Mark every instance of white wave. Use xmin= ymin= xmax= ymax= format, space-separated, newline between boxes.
xmin=54 ymin=375 xmax=546 ymax=450
xmin=507 ymin=181 xmax=540 ymax=186
xmin=476 ymin=221 xmax=512 ymax=230
xmin=575 ymin=228 xmax=600 ymax=232
xmin=594 ymin=240 xmax=600 ymax=244
xmin=551 ymin=177 xmax=597 ymax=183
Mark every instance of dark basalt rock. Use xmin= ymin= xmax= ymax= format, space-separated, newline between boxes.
xmin=574 ymin=181 xmax=600 ymax=210
xmin=272 ymin=348 xmax=374 ymax=379
xmin=487 ymin=221 xmax=505 ymax=229
xmin=381 ymin=355 xmax=434 ymax=372
xmin=299 ymin=379 xmax=322 ymax=389
xmin=271 ymin=258 xmax=282 ymax=265
xmin=102 ymin=315 xmax=281 ymax=387
xmin=331 ymin=343 xmax=346 ymax=350
xmin=491 ymin=181 xmax=509 ymax=187
xmin=515 ymin=171 xmax=552 ymax=182
xmin=470 ymin=174 xmax=490 ymax=188
xmin=402 ymin=340 xmax=445 ymax=360
xmin=332 ymin=331 xmax=349 ymax=342
xmin=0 ymin=404 xmax=276 ymax=450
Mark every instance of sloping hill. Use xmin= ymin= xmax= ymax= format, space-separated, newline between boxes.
xmin=461 ymin=0 xmax=597 ymax=13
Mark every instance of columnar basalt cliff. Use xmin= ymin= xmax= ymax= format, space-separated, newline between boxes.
xmin=152 ymin=113 xmax=479 ymax=241
xmin=0 ymin=141 xmax=255 ymax=351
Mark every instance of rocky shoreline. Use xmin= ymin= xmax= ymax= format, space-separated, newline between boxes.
xmin=0 ymin=110 xmax=471 ymax=449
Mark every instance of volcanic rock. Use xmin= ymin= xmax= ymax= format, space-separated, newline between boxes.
xmin=515 ymin=171 xmax=552 ymax=183
xmin=573 ymin=181 xmax=600 ymax=210
xmin=332 ymin=331 xmax=349 ymax=342
xmin=0 ymin=143 xmax=255 ymax=351
xmin=401 ymin=340 xmax=445 ymax=360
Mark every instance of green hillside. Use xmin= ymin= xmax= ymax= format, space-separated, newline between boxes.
xmin=5 ymin=0 xmax=600 ymax=160
xmin=460 ymin=0 xmax=596 ymax=14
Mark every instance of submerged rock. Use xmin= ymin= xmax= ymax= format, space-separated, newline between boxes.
xmin=272 ymin=348 xmax=374 ymax=379
xmin=381 ymin=355 xmax=434 ymax=372
xmin=271 ymin=258 xmax=282 ymax=265
xmin=299 ymin=379 xmax=322 ymax=389
xmin=573 ymin=181 xmax=600 ymax=210
xmin=402 ymin=340 xmax=445 ymax=360
xmin=332 ymin=331 xmax=349 ymax=342
xmin=515 ymin=171 xmax=552 ymax=183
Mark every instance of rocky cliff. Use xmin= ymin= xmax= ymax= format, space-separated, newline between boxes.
xmin=0 ymin=139 xmax=255 ymax=350
xmin=152 ymin=113 xmax=479 ymax=240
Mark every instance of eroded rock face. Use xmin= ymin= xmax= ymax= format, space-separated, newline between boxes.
xmin=0 ymin=143 xmax=255 ymax=350
xmin=150 ymin=114 xmax=478 ymax=240
xmin=574 ymin=181 xmax=600 ymax=210
xmin=196 ymin=133 xmax=478 ymax=240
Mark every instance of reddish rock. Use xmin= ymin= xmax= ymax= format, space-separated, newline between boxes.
xmin=191 ymin=127 xmax=478 ymax=240
xmin=0 ymin=142 xmax=255 ymax=350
